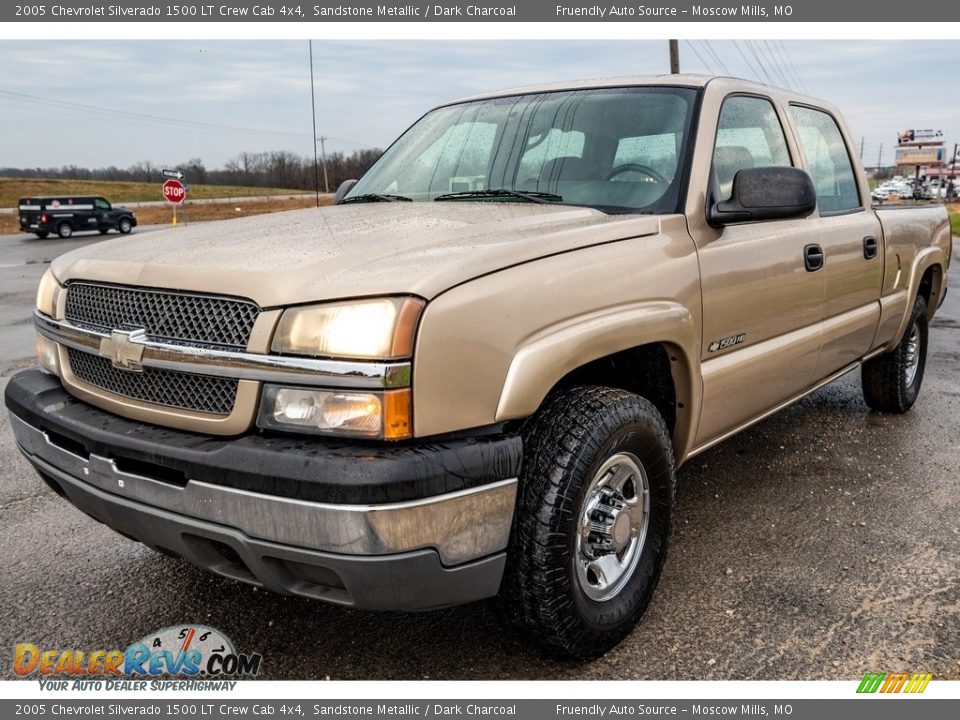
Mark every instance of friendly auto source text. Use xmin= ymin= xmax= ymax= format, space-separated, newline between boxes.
xmin=556 ymin=5 xmax=792 ymax=17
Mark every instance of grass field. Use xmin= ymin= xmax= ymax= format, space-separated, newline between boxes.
xmin=1 ymin=177 xmax=302 ymax=208
xmin=948 ymin=203 xmax=960 ymax=236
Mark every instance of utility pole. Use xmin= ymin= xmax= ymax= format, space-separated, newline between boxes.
xmin=859 ymin=137 xmax=865 ymax=161
xmin=317 ymin=136 xmax=329 ymax=194
xmin=308 ymin=40 xmax=321 ymax=208
xmin=669 ymin=40 xmax=679 ymax=74
xmin=948 ymin=143 xmax=958 ymax=202
xmin=876 ymin=141 xmax=883 ymax=175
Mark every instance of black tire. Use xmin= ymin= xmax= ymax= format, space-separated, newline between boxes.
xmin=56 ymin=222 xmax=73 ymax=239
xmin=99 ymin=228 xmax=110 ymax=235
xmin=497 ymin=385 xmax=675 ymax=659
xmin=118 ymin=218 xmax=132 ymax=234
xmin=862 ymin=294 xmax=928 ymax=413
xmin=35 ymin=231 xmax=49 ymax=239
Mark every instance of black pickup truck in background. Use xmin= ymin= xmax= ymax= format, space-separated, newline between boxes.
xmin=18 ymin=196 xmax=137 ymax=239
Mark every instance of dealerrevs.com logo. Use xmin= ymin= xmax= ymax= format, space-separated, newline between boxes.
xmin=14 ymin=625 xmax=262 ymax=690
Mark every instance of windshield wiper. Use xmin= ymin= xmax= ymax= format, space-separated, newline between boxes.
xmin=340 ymin=193 xmax=412 ymax=204
xmin=434 ymin=188 xmax=562 ymax=204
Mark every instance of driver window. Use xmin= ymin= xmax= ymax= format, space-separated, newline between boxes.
xmin=94 ymin=198 xmax=110 ymax=210
xmin=713 ymin=96 xmax=792 ymax=201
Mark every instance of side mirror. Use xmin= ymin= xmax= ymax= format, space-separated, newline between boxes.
xmin=334 ymin=179 xmax=358 ymax=205
xmin=708 ymin=166 xmax=816 ymax=227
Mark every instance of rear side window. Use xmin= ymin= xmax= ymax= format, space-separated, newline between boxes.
xmin=789 ymin=105 xmax=861 ymax=213
xmin=713 ymin=96 xmax=792 ymax=201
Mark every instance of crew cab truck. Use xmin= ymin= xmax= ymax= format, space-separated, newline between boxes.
xmin=5 ymin=76 xmax=951 ymax=659
xmin=18 ymin=195 xmax=137 ymax=239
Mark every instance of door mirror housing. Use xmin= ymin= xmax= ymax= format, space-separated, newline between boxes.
xmin=334 ymin=179 xmax=358 ymax=205
xmin=708 ymin=166 xmax=817 ymax=227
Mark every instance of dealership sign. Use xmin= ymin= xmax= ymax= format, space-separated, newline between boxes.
xmin=895 ymin=145 xmax=946 ymax=166
xmin=898 ymin=129 xmax=944 ymax=146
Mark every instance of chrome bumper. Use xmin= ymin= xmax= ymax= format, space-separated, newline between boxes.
xmin=10 ymin=413 xmax=517 ymax=567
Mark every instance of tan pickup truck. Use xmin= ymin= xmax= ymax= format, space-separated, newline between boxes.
xmin=6 ymin=75 xmax=951 ymax=659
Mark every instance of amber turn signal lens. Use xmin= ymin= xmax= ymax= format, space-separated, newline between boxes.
xmin=383 ymin=388 xmax=412 ymax=440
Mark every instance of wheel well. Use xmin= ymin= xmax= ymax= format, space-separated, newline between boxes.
xmin=550 ymin=344 xmax=677 ymax=433
xmin=917 ymin=264 xmax=942 ymax=316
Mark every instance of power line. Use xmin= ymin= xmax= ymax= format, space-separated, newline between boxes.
xmin=744 ymin=41 xmax=775 ymax=84
xmin=731 ymin=41 xmax=763 ymax=83
xmin=0 ymin=87 xmax=376 ymax=150
xmin=752 ymin=40 xmax=788 ymax=88
xmin=701 ymin=40 xmax=731 ymax=76
xmin=777 ymin=41 xmax=811 ymax=94
xmin=683 ymin=40 xmax=715 ymax=74
xmin=761 ymin=40 xmax=794 ymax=90
xmin=768 ymin=40 xmax=801 ymax=92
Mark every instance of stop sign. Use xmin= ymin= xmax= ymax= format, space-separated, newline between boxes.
xmin=162 ymin=179 xmax=186 ymax=204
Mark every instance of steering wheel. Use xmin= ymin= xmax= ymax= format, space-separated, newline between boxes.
xmin=605 ymin=163 xmax=668 ymax=184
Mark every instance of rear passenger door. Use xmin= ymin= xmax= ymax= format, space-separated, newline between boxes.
xmin=787 ymin=104 xmax=883 ymax=378
xmin=691 ymin=93 xmax=826 ymax=448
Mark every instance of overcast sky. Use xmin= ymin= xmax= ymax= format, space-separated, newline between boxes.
xmin=0 ymin=40 xmax=956 ymax=171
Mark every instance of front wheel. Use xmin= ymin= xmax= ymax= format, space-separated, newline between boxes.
xmin=862 ymin=294 xmax=928 ymax=413
xmin=498 ymin=386 xmax=675 ymax=659
xmin=118 ymin=218 xmax=132 ymax=234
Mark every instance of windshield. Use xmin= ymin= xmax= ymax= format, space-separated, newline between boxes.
xmin=347 ymin=86 xmax=698 ymax=213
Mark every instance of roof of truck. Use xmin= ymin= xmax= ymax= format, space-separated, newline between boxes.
xmin=448 ymin=74 xmax=813 ymax=105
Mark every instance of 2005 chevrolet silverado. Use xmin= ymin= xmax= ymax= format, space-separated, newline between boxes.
xmin=5 ymin=75 xmax=951 ymax=659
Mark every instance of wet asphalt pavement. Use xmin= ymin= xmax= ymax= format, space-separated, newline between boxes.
xmin=0 ymin=231 xmax=957 ymax=681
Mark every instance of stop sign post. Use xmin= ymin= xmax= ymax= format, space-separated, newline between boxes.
xmin=162 ymin=178 xmax=187 ymax=225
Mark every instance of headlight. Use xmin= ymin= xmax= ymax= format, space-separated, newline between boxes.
xmin=257 ymin=386 xmax=412 ymax=440
xmin=36 ymin=269 xmax=61 ymax=317
xmin=271 ymin=297 xmax=424 ymax=360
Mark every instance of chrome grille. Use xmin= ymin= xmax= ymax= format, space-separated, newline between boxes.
xmin=65 ymin=282 xmax=260 ymax=349
xmin=67 ymin=348 xmax=238 ymax=415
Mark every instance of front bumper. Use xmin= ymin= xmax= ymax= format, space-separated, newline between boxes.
xmin=5 ymin=369 xmax=521 ymax=610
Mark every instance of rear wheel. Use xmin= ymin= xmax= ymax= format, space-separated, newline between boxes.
xmin=862 ymin=294 xmax=928 ymax=413
xmin=35 ymin=231 xmax=49 ymax=239
xmin=118 ymin=218 xmax=132 ymax=234
xmin=99 ymin=228 xmax=109 ymax=235
xmin=56 ymin=222 xmax=73 ymax=239
xmin=497 ymin=385 xmax=675 ymax=659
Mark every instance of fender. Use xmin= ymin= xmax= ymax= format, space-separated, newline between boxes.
xmin=495 ymin=301 xmax=701 ymax=462
xmin=879 ymin=245 xmax=946 ymax=353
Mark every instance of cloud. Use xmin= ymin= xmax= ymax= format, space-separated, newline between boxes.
xmin=0 ymin=39 xmax=957 ymax=170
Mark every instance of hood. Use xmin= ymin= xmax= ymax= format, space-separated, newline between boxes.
xmin=51 ymin=202 xmax=661 ymax=307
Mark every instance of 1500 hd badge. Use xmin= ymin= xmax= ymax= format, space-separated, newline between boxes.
xmin=708 ymin=334 xmax=746 ymax=352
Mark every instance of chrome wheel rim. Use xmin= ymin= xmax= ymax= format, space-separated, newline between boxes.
xmin=575 ymin=451 xmax=650 ymax=602
xmin=904 ymin=324 xmax=921 ymax=386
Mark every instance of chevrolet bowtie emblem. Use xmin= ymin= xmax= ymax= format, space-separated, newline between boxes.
xmin=99 ymin=329 xmax=147 ymax=372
